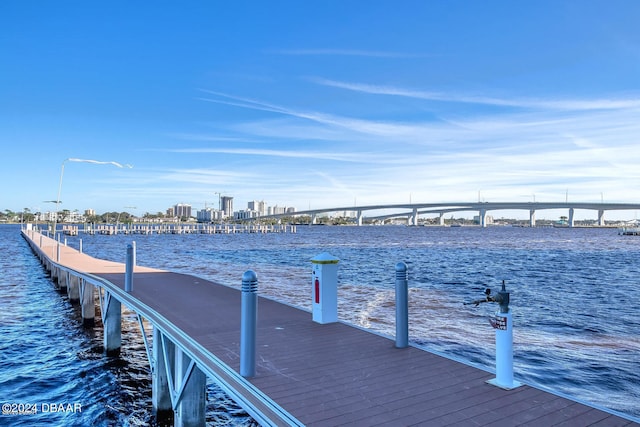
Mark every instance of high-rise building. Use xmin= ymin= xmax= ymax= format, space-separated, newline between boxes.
xmin=174 ymin=203 xmax=192 ymax=219
xmin=221 ymin=196 xmax=233 ymax=218
xmin=269 ymin=205 xmax=287 ymax=215
xmin=234 ymin=210 xmax=259 ymax=220
xmin=247 ymin=200 xmax=266 ymax=216
xmin=197 ymin=208 xmax=222 ymax=223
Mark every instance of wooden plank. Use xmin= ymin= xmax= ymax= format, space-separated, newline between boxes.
xmin=418 ymin=386 xmax=549 ymax=426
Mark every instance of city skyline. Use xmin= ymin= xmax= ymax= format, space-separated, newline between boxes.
xmin=2 ymin=2 xmax=640 ymax=220
xmin=14 ymin=198 xmax=640 ymax=225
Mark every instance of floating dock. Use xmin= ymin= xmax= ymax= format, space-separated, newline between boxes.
xmin=21 ymin=226 xmax=639 ymax=426
xmin=619 ymin=227 xmax=640 ymax=236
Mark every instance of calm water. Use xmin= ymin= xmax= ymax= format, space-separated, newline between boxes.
xmin=1 ymin=223 xmax=639 ymax=424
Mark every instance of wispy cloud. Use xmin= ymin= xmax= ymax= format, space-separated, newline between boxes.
xmin=166 ymin=133 xmax=260 ymax=143
xmin=160 ymin=168 xmax=253 ymax=184
xmin=160 ymin=147 xmax=372 ymax=162
xmin=310 ymin=77 xmax=640 ymax=111
xmin=198 ymin=90 xmax=355 ymax=131
xmin=198 ymin=89 xmax=440 ymax=140
xmin=188 ymin=85 xmax=640 ymax=210
xmin=195 ymin=88 xmax=640 ymax=164
xmin=265 ymin=48 xmax=426 ymax=58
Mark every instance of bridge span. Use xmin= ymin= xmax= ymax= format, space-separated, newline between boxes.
xmin=257 ymin=202 xmax=640 ymax=227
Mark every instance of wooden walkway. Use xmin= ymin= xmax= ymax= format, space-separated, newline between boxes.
xmin=24 ymin=230 xmax=639 ymax=426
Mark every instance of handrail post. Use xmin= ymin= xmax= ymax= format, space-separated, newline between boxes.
xmin=241 ymin=270 xmax=258 ymax=377
xmin=125 ymin=243 xmax=134 ymax=292
xmin=395 ymin=262 xmax=409 ymax=348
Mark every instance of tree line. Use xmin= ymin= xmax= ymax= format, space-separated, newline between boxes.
xmin=2 ymin=209 xmax=360 ymax=226
xmin=0 ymin=208 xmax=169 ymax=224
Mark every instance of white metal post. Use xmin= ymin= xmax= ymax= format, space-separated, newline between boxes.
xmin=241 ymin=270 xmax=258 ymax=377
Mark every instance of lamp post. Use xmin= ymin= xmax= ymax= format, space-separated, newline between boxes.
xmin=52 ymin=158 xmax=133 ymax=240
xmin=43 ymin=200 xmax=59 ymax=236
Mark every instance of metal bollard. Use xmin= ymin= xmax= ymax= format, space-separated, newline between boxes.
xmin=241 ymin=270 xmax=258 ymax=377
xmin=395 ymin=262 xmax=409 ymax=348
xmin=125 ymin=243 xmax=134 ymax=292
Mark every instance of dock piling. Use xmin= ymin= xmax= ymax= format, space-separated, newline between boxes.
xmin=152 ymin=329 xmax=173 ymax=420
xmin=57 ymin=269 xmax=68 ymax=292
xmin=174 ymin=347 xmax=206 ymax=427
xmin=102 ymin=291 xmax=122 ymax=356
xmin=80 ymin=278 xmax=95 ymax=326
xmin=68 ymin=274 xmax=80 ymax=304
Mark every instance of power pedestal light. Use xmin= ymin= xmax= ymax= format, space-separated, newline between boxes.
xmin=487 ymin=281 xmax=521 ymax=390
xmin=465 ymin=280 xmax=521 ymax=390
xmin=310 ymin=252 xmax=340 ymax=324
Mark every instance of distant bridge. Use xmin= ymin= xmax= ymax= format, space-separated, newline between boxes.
xmin=256 ymin=202 xmax=640 ymax=227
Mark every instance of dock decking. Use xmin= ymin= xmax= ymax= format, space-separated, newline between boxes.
xmin=22 ymin=228 xmax=639 ymax=426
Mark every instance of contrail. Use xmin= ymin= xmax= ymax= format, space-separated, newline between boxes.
xmin=67 ymin=158 xmax=133 ymax=168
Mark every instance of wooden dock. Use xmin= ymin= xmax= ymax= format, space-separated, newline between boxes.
xmin=77 ymin=222 xmax=296 ymax=235
xmin=22 ymin=227 xmax=639 ymax=426
xmin=619 ymin=227 xmax=640 ymax=236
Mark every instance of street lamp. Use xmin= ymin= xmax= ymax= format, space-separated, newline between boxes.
xmin=43 ymin=200 xmax=59 ymax=235
xmin=51 ymin=158 xmax=133 ymax=239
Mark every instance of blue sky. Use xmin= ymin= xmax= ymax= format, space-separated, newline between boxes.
xmin=2 ymin=1 xmax=640 ymax=219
